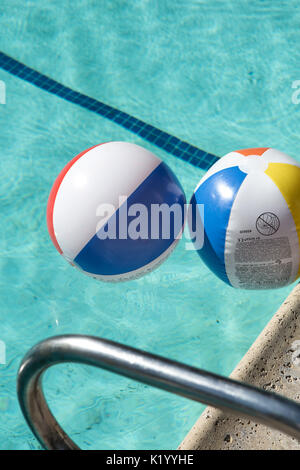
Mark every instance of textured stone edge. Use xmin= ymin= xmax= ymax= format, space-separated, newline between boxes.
xmin=178 ymin=282 xmax=300 ymax=450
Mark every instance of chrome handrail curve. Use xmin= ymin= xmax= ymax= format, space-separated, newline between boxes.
xmin=17 ymin=335 xmax=300 ymax=449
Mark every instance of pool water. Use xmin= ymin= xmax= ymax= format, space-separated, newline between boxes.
xmin=1 ymin=0 xmax=300 ymax=450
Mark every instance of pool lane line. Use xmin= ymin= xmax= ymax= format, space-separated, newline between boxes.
xmin=0 ymin=51 xmax=218 ymax=170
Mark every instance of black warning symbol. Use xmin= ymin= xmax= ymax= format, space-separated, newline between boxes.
xmin=256 ymin=212 xmax=280 ymax=236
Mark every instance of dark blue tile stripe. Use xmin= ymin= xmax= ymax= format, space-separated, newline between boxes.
xmin=0 ymin=51 xmax=219 ymax=170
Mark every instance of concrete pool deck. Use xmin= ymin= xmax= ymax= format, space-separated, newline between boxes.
xmin=179 ymin=283 xmax=300 ymax=450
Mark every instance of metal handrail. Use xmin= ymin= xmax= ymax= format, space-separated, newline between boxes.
xmin=17 ymin=334 xmax=300 ymax=449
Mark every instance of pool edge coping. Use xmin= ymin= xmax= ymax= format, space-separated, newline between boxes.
xmin=178 ymin=282 xmax=300 ymax=450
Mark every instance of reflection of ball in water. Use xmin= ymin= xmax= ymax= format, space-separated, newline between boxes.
xmin=47 ymin=142 xmax=186 ymax=281
xmin=189 ymin=147 xmax=300 ymax=289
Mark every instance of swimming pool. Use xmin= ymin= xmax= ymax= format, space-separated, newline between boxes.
xmin=1 ymin=0 xmax=300 ymax=450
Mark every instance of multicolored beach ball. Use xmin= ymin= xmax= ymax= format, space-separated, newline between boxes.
xmin=189 ymin=148 xmax=300 ymax=289
xmin=47 ymin=142 xmax=186 ymax=281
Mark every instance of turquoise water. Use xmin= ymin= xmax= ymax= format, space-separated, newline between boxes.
xmin=0 ymin=0 xmax=300 ymax=450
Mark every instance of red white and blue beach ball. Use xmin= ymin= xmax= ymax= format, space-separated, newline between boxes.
xmin=47 ymin=142 xmax=186 ymax=281
xmin=189 ymin=147 xmax=300 ymax=289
